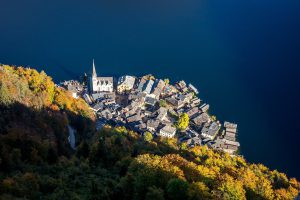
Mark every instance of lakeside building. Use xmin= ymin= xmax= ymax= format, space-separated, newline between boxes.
xmin=117 ymin=75 xmax=136 ymax=94
xmin=89 ymin=60 xmax=113 ymax=93
xmin=142 ymin=80 xmax=154 ymax=94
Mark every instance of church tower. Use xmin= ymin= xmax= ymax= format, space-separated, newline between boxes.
xmin=90 ymin=59 xmax=98 ymax=93
xmin=92 ymin=59 xmax=97 ymax=78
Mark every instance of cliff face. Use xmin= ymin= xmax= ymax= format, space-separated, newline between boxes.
xmin=0 ymin=64 xmax=299 ymax=200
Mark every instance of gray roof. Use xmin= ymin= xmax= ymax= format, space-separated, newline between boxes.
xmin=192 ymin=112 xmax=210 ymax=126
xmin=147 ymin=119 xmax=160 ymax=129
xmin=137 ymin=77 xmax=147 ymax=92
xmin=145 ymin=96 xmax=157 ymax=106
xmin=151 ymin=79 xmax=166 ymax=97
xmin=156 ymin=107 xmax=168 ymax=120
xmin=201 ymin=122 xmax=220 ymax=136
xmin=160 ymin=125 xmax=176 ymax=134
xmin=118 ymin=75 xmax=136 ymax=87
xmin=224 ymin=121 xmax=237 ymax=129
xmin=127 ymin=114 xmax=142 ymax=123
xmin=95 ymin=77 xmax=113 ymax=86
xmin=186 ymin=107 xmax=200 ymax=118
xmin=143 ymin=80 xmax=154 ymax=94
xmin=200 ymin=103 xmax=210 ymax=112
xmin=188 ymin=84 xmax=199 ymax=94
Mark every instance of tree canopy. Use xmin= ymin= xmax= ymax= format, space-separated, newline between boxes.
xmin=143 ymin=131 xmax=153 ymax=142
xmin=177 ymin=113 xmax=189 ymax=130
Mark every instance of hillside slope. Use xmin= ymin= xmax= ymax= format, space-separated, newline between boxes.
xmin=0 ymin=64 xmax=299 ymax=200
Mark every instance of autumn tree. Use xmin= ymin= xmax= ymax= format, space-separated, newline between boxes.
xmin=177 ymin=113 xmax=189 ymax=130
xmin=187 ymin=181 xmax=211 ymax=200
xmin=143 ymin=132 xmax=153 ymax=142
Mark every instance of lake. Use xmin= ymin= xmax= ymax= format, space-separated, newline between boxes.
xmin=1 ymin=0 xmax=300 ymax=179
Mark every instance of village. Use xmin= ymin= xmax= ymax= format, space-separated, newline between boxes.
xmin=60 ymin=60 xmax=240 ymax=155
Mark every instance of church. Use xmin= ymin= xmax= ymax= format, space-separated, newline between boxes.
xmin=89 ymin=60 xmax=114 ymax=93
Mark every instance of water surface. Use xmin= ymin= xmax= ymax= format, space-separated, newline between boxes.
xmin=1 ymin=0 xmax=300 ymax=178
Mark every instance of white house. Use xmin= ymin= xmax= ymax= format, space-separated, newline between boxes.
xmin=117 ymin=75 xmax=136 ymax=93
xmin=158 ymin=125 xmax=176 ymax=138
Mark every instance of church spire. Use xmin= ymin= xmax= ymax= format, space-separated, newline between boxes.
xmin=92 ymin=59 xmax=97 ymax=78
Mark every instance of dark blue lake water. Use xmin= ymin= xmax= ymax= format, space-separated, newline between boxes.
xmin=1 ymin=0 xmax=300 ymax=179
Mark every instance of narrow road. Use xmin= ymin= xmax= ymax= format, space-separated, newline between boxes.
xmin=68 ymin=125 xmax=76 ymax=150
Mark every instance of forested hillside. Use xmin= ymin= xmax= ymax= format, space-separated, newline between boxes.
xmin=0 ymin=64 xmax=299 ymax=200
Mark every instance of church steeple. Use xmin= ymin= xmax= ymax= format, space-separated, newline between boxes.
xmin=92 ymin=59 xmax=97 ymax=78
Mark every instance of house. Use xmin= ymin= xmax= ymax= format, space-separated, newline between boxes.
xmin=186 ymin=137 xmax=202 ymax=147
xmin=190 ymin=97 xmax=201 ymax=107
xmin=142 ymin=80 xmax=154 ymax=94
xmin=224 ymin=132 xmax=236 ymax=141
xmin=186 ymin=107 xmax=200 ymax=118
xmin=60 ymin=80 xmax=84 ymax=99
xmin=188 ymin=83 xmax=199 ymax=94
xmin=158 ymin=125 xmax=177 ymax=138
xmin=147 ymin=119 xmax=160 ymax=132
xmin=89 ymin=60 xmax=113 ymax=93
xmin=166 ymin=97 xmax=185 ymax=109
xmin=117 ymin=75 xmax=136 ymax=93
xmin=127 ymin=114 xmax=142 ymax=123
xmin=125 ymin=106 xmax=142 ymax=118
xmin=210 ymin=137 xmax=239 ymax=154
xmin=178 ymin=93 xmax=193 ymax=103
xmin=223 ymin=139 xmax=240 ymax=147
xmin=151 ymin=79 xmax=166 ymax=99
xmin=145 ymin=96 xmax=157 ymax=107
xmin=201 ymin=122 xmax=220 ymax=140
xmin=125 ymin=98 xmax=145 ymax=112
xmin=224 ymin=121 xmax=238 ymax=133
xmin=192 ymin=112 xmax=210 ymax=127
xmin=156 ymin=107 xmax=168 ymax=121
xmin=223 ymin=121 xmax=238 ymax=141
xmin=137 ymin=77 xmax=148 ymax=92
xmin=200 ymin=103 xmax=210 ymax=112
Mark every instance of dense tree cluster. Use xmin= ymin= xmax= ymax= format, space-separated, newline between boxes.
xmin=0 ymin=65 xmax=299 ymax=199
xmin=0 ymin=64 xmax=94 ymax=175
